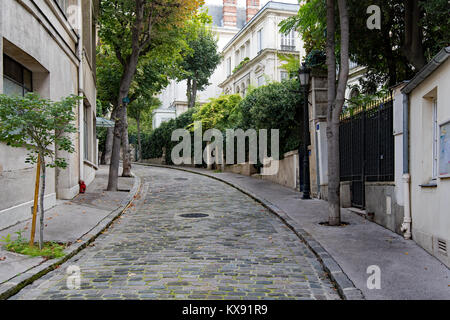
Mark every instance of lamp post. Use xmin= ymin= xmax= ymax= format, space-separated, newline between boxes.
xmin=299 ymin=63 xmax=311 ymax=200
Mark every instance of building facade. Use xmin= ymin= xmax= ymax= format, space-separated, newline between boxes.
xmin=153 ymin=0 xmax=300 ymax=129
xmin=401 ymin=47 xmax=450 ymax=267
xmin=153 ymin=0 xmax=248 ymax=128
xmin=0 ymin=0 xmax=98 ymax=230
xmin=219 ymin=1 xmax=302 ymax=95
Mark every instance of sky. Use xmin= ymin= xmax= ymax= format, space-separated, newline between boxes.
xmin=205 ymin=0 xmax=299 ymax=7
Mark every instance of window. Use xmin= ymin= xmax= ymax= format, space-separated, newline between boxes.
xmin=227 ymin=57 xmax=232 ymax=76
xmin=257 ymin=29 xmax=263 ymax=53
xmin=84 ymin=107 xmax=89 ymax=161
xmin=281 ymin=30 xmax=295 ymax=51
xmin=3 ymin=55 xmax=32 ymax=96
xmin=257 ymin=76 xmax=265 ymax=87
xmin=280 ymin=71 xmax=289 ymax=81
xmin=432 ymin=99 xmax=438 ymax=179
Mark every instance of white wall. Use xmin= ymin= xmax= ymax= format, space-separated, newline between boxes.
xmin=408 ymin=58 xmax=450 ymax=266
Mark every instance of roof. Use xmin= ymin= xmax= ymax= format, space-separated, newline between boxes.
xmin=207 ymin=5 xmax=247 ymax=29
xmin=401 ymin=47 xmax=450 ymax=94
xmin=222 ymin=1 xmax=300 ymax=52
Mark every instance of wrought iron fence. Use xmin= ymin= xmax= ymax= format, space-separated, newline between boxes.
xmin=339 ymin=93 xmax=394 ymax=207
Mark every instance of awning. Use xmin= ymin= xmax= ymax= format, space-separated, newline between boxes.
xmin=96 ymin=117 xmax=115 ymax=128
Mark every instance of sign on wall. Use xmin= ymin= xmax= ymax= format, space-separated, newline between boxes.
xmin=440 ymin=120 xmax=450 ymax=177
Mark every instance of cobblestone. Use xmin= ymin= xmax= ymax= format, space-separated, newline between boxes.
xmin=11 ymin=166 xmax=340 ymax=300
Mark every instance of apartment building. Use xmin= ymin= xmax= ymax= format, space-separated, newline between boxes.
xmin=0 ymin=0 xmax=98 ymax=229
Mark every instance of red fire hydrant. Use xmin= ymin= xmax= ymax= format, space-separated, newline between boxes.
xmin=79 ymin=180 xmax=86 ymax=194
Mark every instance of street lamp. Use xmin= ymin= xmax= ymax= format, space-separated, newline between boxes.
xmin=299 ymin=63 xmax=311 ymax=200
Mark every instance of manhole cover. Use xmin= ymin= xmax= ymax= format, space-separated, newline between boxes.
xmin=179 ymin=213 xmax=209 ymax=218
xmin=174 ymin=178 xmax=188 ymax=181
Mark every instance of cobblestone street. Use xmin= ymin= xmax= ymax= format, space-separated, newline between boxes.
xmin=11 ymin=166 xmax=340 ymax=300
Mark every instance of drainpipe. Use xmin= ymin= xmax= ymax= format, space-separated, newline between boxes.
xmin=400 ymin=92 xmax=412 ymax=239
xmin=77 ymin=0 xmax=84 ymax=183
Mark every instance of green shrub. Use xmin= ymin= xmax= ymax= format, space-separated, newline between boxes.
xmin=239 ymin=79 xmax=303 ymax=156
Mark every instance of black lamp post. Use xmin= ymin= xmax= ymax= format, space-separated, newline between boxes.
xmin=299 ymin=63 xmax=311 ymax=200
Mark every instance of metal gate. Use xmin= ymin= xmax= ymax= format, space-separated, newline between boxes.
xmin=339 ymin=94 xmax=394 ymax=208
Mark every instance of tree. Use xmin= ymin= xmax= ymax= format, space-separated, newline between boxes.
xmin=0 ymin=93 xmax=79 ymax=248
xmin=96 ymin=45 xmax=122 ymax=165
xmin=177 ymin=17 xmax=221 ymax=109
xmin=280 ymin=0 xmax=450 ymax=88
xmin=326 ymin=0 xmax=349 ymax=226
xmin=97 ymin=38 xmax=184 ymax=167
xmin=98 ymin=0 xmax=201 ymax=191
xmin=128 ymin=96 xmax=161 ymax=161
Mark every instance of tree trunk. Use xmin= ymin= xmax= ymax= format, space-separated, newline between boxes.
xmin=137 ymin=113 xmax=142 ymax=162
xmin=108 ymin=64 xmax=138 ymax=190
xmin=102 ymin=107 xmax=117 ymax=165
xmin=121 ymin=111 xmax=132 ymax=177
xmin=38 ymin=155 xmax=46 ymax=249
xmin=107 ymin=0 xmax=148 ymax=191
xmin=403 ymin=0 xmax=426 ymax=71
xmin=326 ymin=0 xmax=350 ymax=226
xmin=186 ymin=78 xmax=192 ymax=109
xmin=190 ymin=78 xmax=198 ymax=109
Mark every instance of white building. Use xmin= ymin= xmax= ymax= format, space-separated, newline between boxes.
xmin=0 ymin=0 xmax=98 ymax=229
xmin=219 ymin=1 xmax=302 ymax=95
xmin=400 ymin=47 xmax=450 ymax=267
xmin=153 ymin=0 xmax=300 ymax=128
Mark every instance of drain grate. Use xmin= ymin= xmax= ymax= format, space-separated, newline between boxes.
xmin=174 ymin=178 xmax=188 ymax=181
xmin=179 ymin=213 xmax=209 ymax=218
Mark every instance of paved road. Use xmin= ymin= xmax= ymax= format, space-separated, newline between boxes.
xmin=11 ymin=166 xmax=339 ymax=300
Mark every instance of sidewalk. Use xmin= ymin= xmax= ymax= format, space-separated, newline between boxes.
xmin=0 ymin=166 xmax=140 ymax=299
xmin=145 ymin=164 xmax=450 ymax=300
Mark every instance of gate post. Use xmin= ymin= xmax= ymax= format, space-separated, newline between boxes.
xmin=308 ymin=69 xmax=328 ymax=199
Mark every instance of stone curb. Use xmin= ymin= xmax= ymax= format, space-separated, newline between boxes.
xmin=0 ymin=173 xmax=142 ymax=300
xmin=138 ymin=163 xmax=365 ymax=300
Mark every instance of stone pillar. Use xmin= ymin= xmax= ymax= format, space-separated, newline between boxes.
xmin=223 ymin=0 xmax=237 ymax=28
xmin=246 ymin=0 xmax=260 ymax=22
xmin=308 ymin=70 xmax=328 ymax=199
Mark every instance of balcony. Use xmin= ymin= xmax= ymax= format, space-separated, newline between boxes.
xmin=280 ymin=45 xmax=296 ymax=52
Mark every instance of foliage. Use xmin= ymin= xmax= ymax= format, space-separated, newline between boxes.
xmin=239 ymin=79 xmax=303 ymax=156
xmin=176 ymin=12 xmax=222 ymax=108
xmin=142 ymin=80 xmax=304 ymax=164
xmin=128 ymin=97 xmax=161 ymax=123
xmin=96 ymin=45 xmax=122 ymax=112
xmin=98 ymin=0 xmax=202 ymax=68
xmin=278 ymin=54 xmax=300 ymax=78
xmin=141 ymin=107 xmax=198 ymax=163
xmin=305 ymin=49 xmax=327 ymax=68
xmin=279 ymin=0 xmax=327 ymax=54
xmin=279 ymin=0 xmax=450 ymax=88
xmin=233 ymin=57 xmax=250 ymax=74
xmin=191 ymin=94 xmax=243 ymax=131
xmin=0 ymin=93 xmax=79 ymax=168
xmin=1 ymin=231 xmax=65 ymax=259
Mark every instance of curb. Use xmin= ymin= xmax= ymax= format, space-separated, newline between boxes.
xmin=0 ymin=173 xmax=142 ymax=300
xmin=137 ymin=163 xmax=365 ymax=300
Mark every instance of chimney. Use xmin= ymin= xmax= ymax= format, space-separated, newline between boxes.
xmin=223 ymin=0 xmax=237 ymax=27
xmin=246 ymin=0 xmax=260 ymax=22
